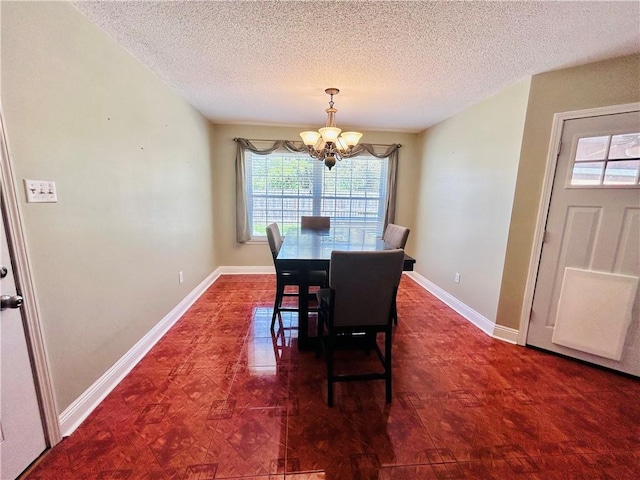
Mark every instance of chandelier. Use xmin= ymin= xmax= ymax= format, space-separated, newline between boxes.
xmin=300 ymin=88 xmax=363 ymax=170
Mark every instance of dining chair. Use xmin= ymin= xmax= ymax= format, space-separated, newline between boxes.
xmin=316 ymin=249 xmax=405 ymax=406
xmin=266 ymin=223 xmax=327 ymax=330
xmin=382 ymin=223 xmax=410 ymax=325
xmin=383 ymin=223 xmax=410 ymax=249
xmin=301 ymin=215 xmax=331 ymax=230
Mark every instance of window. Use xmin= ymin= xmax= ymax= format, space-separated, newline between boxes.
xmin=245 ymin=151 xmax=388 ymax=238
xmin=570 ymin=133 xmax=640 ymax=186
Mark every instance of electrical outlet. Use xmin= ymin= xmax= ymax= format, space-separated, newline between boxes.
xmin=24 ymin=179 xmax=58 ymax=203
xmin=178 ymin=271 xmax=184 ymax=284
xmin=454 ymin=272 xmax=461 ymax=284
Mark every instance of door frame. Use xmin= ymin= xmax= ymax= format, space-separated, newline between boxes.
xmin=517 ymin=102 xmax=640 ymax=346
xmin=0 ymin=111 xmax=61 ymax=446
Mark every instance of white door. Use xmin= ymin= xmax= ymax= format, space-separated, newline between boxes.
xmin=527 ymin=110 xmax=640 ymax=375
xmin=1 ymin=206 xmax=46 ymax=479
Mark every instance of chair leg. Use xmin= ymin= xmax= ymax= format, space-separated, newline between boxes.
xmin=365 ymin=331 xmax=376 ymax=355
xmin=270 ymin=303 xmax=278 ymax=330
xmin=271 ymin=280 xmax=284 ymax=330
xmin=316 ymin=308 xmax=325 ymax=358
xmin=385 ymin=327 xmax=392 ymax=403
xmin=392 ymin=298 xmax=398 ymax=326
xmin=327 ymin=335 xmax=334 ymax=407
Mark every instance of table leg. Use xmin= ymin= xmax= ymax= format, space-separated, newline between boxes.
xmin=297 ymin=267 xmax=311 ymax=351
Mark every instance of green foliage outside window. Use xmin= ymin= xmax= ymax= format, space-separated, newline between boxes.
xmin=246 ymin=152 xmax=388 ymax=237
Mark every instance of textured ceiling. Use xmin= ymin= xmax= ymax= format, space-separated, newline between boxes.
xmin=73 ymin=1 xmax=640 ymax=133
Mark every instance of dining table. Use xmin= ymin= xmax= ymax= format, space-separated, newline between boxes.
xmin=276 ymin=226 xmax=416 ymax=350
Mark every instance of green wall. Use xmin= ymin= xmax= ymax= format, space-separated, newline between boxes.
xmin=1 ymin=1 xmax=217 ymax=412
xmin=415 ymin=79 xmax=531 ymax=323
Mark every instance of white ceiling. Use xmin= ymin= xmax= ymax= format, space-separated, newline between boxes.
xmin=72 ymin=1 xmax=640 ymax=133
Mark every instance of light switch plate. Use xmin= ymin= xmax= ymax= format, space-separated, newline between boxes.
xmin=24 ymin=179 xmax=58 ymax=203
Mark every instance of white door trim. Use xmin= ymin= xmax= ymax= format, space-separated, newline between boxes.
xmin=517 ymin=102 xmax=640 ymax=346
xmin=0 ymin=111 xmax=61 ymax=445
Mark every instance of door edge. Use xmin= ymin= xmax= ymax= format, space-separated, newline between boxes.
xmin=0 ymin=110 xmax=62 ymax=446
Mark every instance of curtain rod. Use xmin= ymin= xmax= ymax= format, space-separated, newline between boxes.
xmin=233 ymin=137 xmax=402 ymax=148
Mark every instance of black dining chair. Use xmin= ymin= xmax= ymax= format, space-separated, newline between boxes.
xmin=316 ymin=249 xmax=405 ymax=406
xmin=382 ymin=223 xmax=410 ymax=325
xmin=266 ymin=223 xmax=327 ymax=330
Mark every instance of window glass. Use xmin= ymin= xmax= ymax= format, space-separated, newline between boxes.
xmin=609 ymin=133 xmax=640 ymax=160
xmin=604 ymin=160 xmax=640 ymax=185
xmin=246 ymin=151 xmax=388 ymax=237
xmin=570 ymin=161 xmax=604 ymax=185
xmin=575 ymin=136 xmax=609 ymax=161
xmin=570 ymin=133 xmax=640 ymax=187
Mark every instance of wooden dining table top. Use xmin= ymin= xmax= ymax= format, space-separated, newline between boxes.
xmin=277 ymin=226 xmax=415 ymax=269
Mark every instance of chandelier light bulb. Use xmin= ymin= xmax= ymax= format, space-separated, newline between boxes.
xmin=300 ymin=131 xmax=321 ymax=146
xmin=319 ymin=126 xmax=341 ymax=143
xmin=341 ymin=132 xmax=363 ymax=147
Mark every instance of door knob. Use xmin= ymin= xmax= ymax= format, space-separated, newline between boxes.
xmin=0 ymin=265 xmax=7 ymax=278
xmin=1 ymin=294 xmax=23 ymax=310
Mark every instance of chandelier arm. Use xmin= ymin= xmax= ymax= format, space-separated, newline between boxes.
xmin=309 ymin=146 xmax=323 ymax=160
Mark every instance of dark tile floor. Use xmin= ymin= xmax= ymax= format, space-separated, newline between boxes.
xmin=24 ymin=275 xmax=640 ymax=479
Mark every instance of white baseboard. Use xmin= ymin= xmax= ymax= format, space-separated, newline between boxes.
xmin=492 ymin=324 xmax=519 ymax=344
xmin=219 ymin=265 xmax=275 ymax=274
xmin=405 ymin=271 xmax=518 ymax=343
xmin=58 ymin=268 xmax=223 ymax=436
